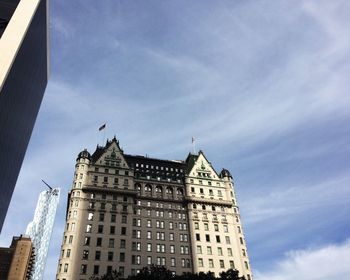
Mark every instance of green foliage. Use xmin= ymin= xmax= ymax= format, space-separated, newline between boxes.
xmin=90 ymin=266 xmax=246 ymax=280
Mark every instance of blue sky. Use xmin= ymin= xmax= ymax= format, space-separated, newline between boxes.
xmin=1 ymin=0 xmax=350 ymax=279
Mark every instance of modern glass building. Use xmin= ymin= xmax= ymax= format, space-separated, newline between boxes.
xmin=0 ymin=0 xmax=50 ymax=231
xmin=26 ymin=188 xmax=60 ymax=280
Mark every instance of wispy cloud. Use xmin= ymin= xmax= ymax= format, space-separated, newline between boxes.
xmin=255 ymin=239 xmax=350 ymax=280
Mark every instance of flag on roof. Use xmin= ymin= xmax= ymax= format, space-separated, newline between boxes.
xmin=99 ymin=123 xmax=106 ymax=131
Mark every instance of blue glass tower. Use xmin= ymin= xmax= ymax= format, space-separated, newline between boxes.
xmin=26 ymin=188 xmax=60 ymax=280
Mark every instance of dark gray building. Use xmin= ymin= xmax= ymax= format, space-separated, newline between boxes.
xmin=0 ymin=0 xmax=49 ymax=231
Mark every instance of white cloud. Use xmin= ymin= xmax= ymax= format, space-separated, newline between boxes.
xmin=255 ymin=239 xmax=350 ymax=280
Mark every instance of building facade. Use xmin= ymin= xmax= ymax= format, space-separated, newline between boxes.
xmin=26 ymin=188 xmax=60 ymax=280
xmin=0 ymin=235 xmax=35 ymax=280
xmin=0 ymin=0 xmax=49 ymax=232
xmin=56 ymin=137 xmax=252 ymax=280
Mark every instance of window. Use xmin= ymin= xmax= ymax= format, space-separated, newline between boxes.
xmin=198 ymin=258 xmax=203 ymax=267
xmin=242 ymin=249 xmax=246 ymax=256
xmin=196 ymin=234 xmax=200 ymax=241
xmin=80 ymin=264 xmax=87 ymax=274
xmin=64 ymin=263 xmax=68 ymax=273
xmin=88 ymin=213 xmax=94 ymax=221
xmin=108 ymin=252 xmax=113 ymax=261
xmin=82 ymin=250 xmax=89 ymax=260
xmin=100 ymin=203 xmax=106 ymax=210
xmin=206 ymin=234 xmax=210 ymax=242
xmin=216 ymin=235 xmax=221 ymax=243
xmin=170 ymin=245 xmax=175 ymax=253
xmin=119 ymin=253 xmax=125 ymax=262
xmin=68 ymin=235 xmax=73 ymax=243
xmin=86 ymin=224 xmax=92 ymax=233
xmin=171 ymin=258 xmax=176 ymax=267
xmin=99 ymin=213 xmax=104 ymax=222
xmin=96 ymin=237 xmax=102 ymax=246
xmin=104 ymin=177 xmax=108 ymax=183
xmin=228 ymin=248 xmax=233 ymax=256
xmin=94 ymin=265 xmax=99 ymax=275
xmin=218 ymin=190 xmax=222 ymax=197
xmin=147 ymin=231 xmax=152 ymax=239
xmin=147 ymin=220 xmax=152 ymax=228
xmin=230 ymin=260 xmax=235 ymax=269
xmin=120 ymin=239 xmax=126 ymax=248
xmin=66 ymin=249 xmax=71 ymax=258
xmin=197 ymin=245 xmax=202 ymax=254
xmin=209 ymin=259 xmax=214 ymax=268
xmin=191 ymin=187 xmax=195 ymax=192
xmin=223 ymin=225 xmax=228 ymax=233
xmin=240 ymin=237 xmax=244 ymax=245
xmin=169 ymin=233 xmax=174 ymax=241
xmin=214 ymin=224 xmax=219 ymax=231
xmin=238 ymin=226 xmax=241 ymax=233
xmin=225 ymin=236 xmax=231 ymax=244
xmin=204 ymin=223 xmax=209 ymax=231
xmin=147 ymin=243 xmax=152 ymax=252
xmin=169 ymin=222 xmax=173 ymax=229
xmin=95 ymin=251 xmax=101 ymax=260
xmin=147 ymin=256 xmax=152 ymax=265
xmin=218 ymin=247 xmax=223 ymax=256
xmin=121 ymin=227 xmax=126 ymax=235
xmin=207 ymin=246 xmax=212 ymax=255
xmin=98 ymin=225 xmax=103 ymax=233
xmin=245 ymin=261 xmax=249 ymax=269
xmin=194 ymin=222 xmax=199 ymax=230
xmin=122 ymin=215 xmax=127 ymax=224
xmin=108 ymin=238 xmax=114 ymax=248
xmin=220 ymin=260 xmax=225 ymax=269
xmin=111 ymin=214 xmax=116 ymax=223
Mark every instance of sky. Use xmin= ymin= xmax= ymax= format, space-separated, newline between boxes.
xmin=1 ymin=0 xmax=350 ymax=279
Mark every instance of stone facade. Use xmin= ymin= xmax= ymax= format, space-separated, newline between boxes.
xmin=56 ymin=137 xmax=252 ymax=280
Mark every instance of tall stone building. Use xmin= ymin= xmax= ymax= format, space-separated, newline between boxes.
xmin=56 ymin=137 xmax=252 ymax=280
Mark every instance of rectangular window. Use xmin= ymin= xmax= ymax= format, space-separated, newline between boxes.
xmin=95 ymin=251 xmax=100 ymax=260
xmin=120 ymin=239 xmax=126 ymax=248
xmin=82 ymin=250 xmax=89 ymax=260
xmin=110 ymin=226 xmax=115 ymax=234
xmin=121 ymin=227 xmax=126 ymax=235
xmin=99 ymin=213 xmax=104 ymax=222
xmin=198 ymin=258 xmax=203 ymax=267
xmin=207 ymin=246 xmax=212 ymax=255
xmin=228 ymin=248 xmax=233 ymax=256
xmin=108 ymin=251 xmax=113 ymax=261
xmin=196 ymin=245 xmax=202 ymax=254
xmin=94 ymin=265 xmax=99 ymax=275
xmin=196 ymin=234 xmax=200 ymax=241
xmin=209 ymin=259 xmax=214 ymax=268
xmin=225 ymin=236 xmax=231 ymax=244
xmin=111 ymin=214 xmax=116 ymax=223
xmin=230 ymin=260 xmax=235 ymax=269
xmin=84 ymin=237 xmax=90 ymax=246
xmin=218 ymin=247 xmax=223 ymax=256
xmin=206 ymin=234 xmax=210 ymax=242
xmin=108 ymin=238 xmax=114 ymax=248
xmin=96 ymin=238 xmax=102 ymax=246
xmin=216 ymin=235 xmax=221 ymax=243
xmin=220 ymin=260 xmax=225 ymax=269
xmin=147 ymin=256 xmax=152 ymax=265
xmin=80 ymin=264 xmax=87 ymax=274
xmin=119 ymin=253 xmax=125 ymax=262
xmin=194 ymin=222 xmax=199 ymax=230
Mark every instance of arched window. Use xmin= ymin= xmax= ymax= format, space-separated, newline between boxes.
xmin=155 ymin=186 xmax=163 ymax=194
xmin=177 ymin=188 xmax=184 ymax=196
xmin=145 ymin=184 xmax=152 ymax=192
xmin=165 ymin=187 xmax=173 ymax=195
